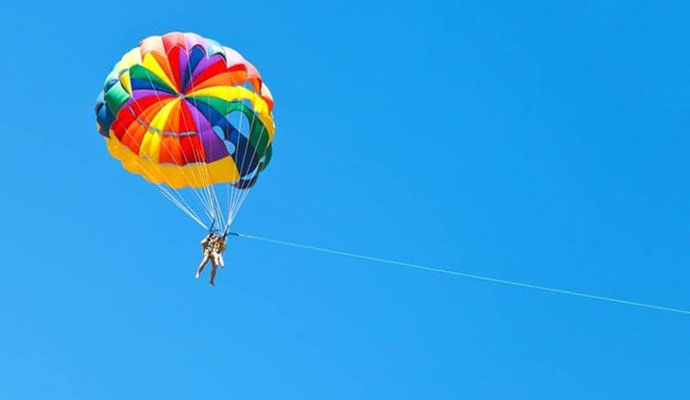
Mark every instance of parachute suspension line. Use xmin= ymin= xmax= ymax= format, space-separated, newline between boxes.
xmin=117 ymin=83 xmax=210 ymax=227
xmin=154 ymin=185 xmax=208 ymax=229
xmin=227 ymin=100 xmax=253 ymax=228
xmin=176 ymin=96 xmax=214 ymax=225
xmin=192 ymin=54 xmax=227 ymax=228
xmin=139 ymin=54 xmax=216 ymax=226
xmin=226 ymin=102 xmax=244 ymax=226
xmin=226 ymin=109 xmax=241 ymax=225
xmin=228 ymin=93 xmax=264 ymax=229
xmin=234 ymin=98 xmax=266 ymax=217
xmin=232 ymin=100 xmax=259 ymax=217
xmin=225 ymin=176 xmax=232 ymax=230
xmin=136 ymin=63 xmax=216 ymax=224
xmin=113 ymin=120 xmax=208 ymax=228
xmin=223 ymin=107 xmax=240 ymax=230
xmin=224 ymin=104 xmax=243 ymax=231
xmin=182 ymin=53 xmax=223 ymax=228
xmin=224 ymin=107 xmax=241 ymax=228
xmin=117 ymin=120 xmax=209 ymax=228
xmin=233 ymin=233 xmax=690 ymax=317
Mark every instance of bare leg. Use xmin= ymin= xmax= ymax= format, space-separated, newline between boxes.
xmin=196 ymin=253 xmax=210 ymax=279
xmin=212 ymin=252 xmax=224 ymax=268
xmin=209 ymin=259 xmax=218 ymax=286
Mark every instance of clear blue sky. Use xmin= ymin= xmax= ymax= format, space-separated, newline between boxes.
xmin=1 ymin=0 xmax=689 ymax=398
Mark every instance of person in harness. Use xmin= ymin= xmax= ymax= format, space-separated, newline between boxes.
xmin=195 ymin=231 xmax=228 ymax=286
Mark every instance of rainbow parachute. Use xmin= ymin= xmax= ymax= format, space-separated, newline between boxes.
xmin=95 ymin=32 xmax=275 ymax=231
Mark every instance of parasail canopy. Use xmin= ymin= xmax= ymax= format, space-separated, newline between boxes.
xmin=95 ymin=32 xmax=275 ymax=231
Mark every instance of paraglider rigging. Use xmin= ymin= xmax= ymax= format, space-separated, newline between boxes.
xmin=95 ymin=32 xmax=275 ymax=236
xmin=96 ymin=32 xmax=275 ymax=284
xmin=93 ymin=34 xmax=690 ymax=314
